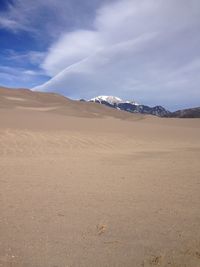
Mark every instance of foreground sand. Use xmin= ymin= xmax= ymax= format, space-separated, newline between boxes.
xmin=0 ymin=90 xmax=200 ymax=266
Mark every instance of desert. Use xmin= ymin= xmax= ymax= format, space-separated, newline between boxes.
xmin=0 ymin=87 xmax=200 ymax=266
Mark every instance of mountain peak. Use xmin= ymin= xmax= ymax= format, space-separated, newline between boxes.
xmin=90 ymin=95 xmax=123 ymax=105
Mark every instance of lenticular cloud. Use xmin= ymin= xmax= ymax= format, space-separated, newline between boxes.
xmin=34 ymin=0 xmax=200 ymax=110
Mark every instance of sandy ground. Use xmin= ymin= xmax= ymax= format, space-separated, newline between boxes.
xmin=0 ymin=88 xmax=200 ymax=266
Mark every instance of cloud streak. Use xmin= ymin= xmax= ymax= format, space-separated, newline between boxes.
xmin=0 ymin=0 xmax=112 ymax=38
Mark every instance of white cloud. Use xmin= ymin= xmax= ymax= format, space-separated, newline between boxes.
xmin=6 ymin=50 xmax=46 ymax=65
xmin=33 ymin=0 xmax=200 ymax=109
xmin=0 ymin=66 xmax=47 ymax=88
xmin=0 ymin=17 xmax=29 ymax=32
xmin=42 ymin=30 xmax=103 ymax=76
xmin=0 ymin=0 xmax=110 ymax=36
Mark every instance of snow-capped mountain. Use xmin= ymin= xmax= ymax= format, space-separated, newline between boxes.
xmin=90 ymin=95 xmax=140 ymax=106
xmin=89 ymin=95 xmax=170 ymax=117
xmin=90 ymin=96 xmax=123 ymax=105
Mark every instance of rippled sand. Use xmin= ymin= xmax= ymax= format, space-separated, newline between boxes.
xmin=0 ymin=87 xmax=200 ymax=266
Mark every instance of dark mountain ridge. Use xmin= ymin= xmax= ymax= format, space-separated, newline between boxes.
xmin=166 ymin=107 xmax=200 ymax=118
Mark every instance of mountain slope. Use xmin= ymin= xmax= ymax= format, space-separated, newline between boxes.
xmin=89 ymin=95 xmax=170 ymax=117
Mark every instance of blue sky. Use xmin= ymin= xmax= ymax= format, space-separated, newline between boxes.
xmin=0 ymin=0 xmax=200 ymax=110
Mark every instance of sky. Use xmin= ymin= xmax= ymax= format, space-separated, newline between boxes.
xmin=0 ymin=0 xmax=200 ymax=110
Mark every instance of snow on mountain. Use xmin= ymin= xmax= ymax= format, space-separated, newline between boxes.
xmin=124 ymin=100 xmax=139 ymax=106
xmin=90 ymin=95 xmax=123 ymax=105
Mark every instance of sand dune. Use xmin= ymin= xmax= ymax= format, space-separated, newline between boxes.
xmin=0 ymin=86 xmax=143 ymax=120
xmin=0 ymin=87 xmax=200 ymax=267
